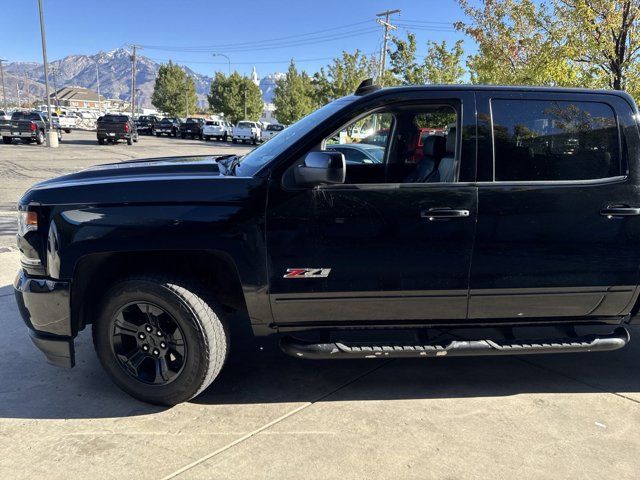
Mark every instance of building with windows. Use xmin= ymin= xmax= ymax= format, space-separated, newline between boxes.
xmin=49 ymin=87 xmax=130 ymax=112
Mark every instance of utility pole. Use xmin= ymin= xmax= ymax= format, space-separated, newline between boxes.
xmin=24 ymin=72 xmax=31 ymax=107
xmin=50 ymin=65 xmax=59 ymax=109
xmin=376 ymin=9 xmax=400 ymax=83
xmin=0 ymin=59 xmax=7 ymax=112
xmin=16 ymin=84 xmax=21 ymax=109
xmin=93 ymin=59 xmax=101 ymax=115
xmin=37 ymin=0 xmax=57 ymax=146
xmin=243 ymin=81 xmax=247 ymax=119
xmin=130 ymin=45 xmax=138 ymax=119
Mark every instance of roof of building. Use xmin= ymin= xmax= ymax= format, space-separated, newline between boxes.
xmin=50 ymin=86 xmax=105 ymax=102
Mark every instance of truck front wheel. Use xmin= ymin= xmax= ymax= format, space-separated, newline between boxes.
xmin=93 ymin=276 xmax=229 ymax=405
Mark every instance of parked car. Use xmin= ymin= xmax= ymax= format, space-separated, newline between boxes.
xmin=52 ymin=112 xmax=76 ymax=133
xmin=14 ymin=80 xmax=640 ymax=406
xmin=327 ymin=143 xmax=384 ymax=164
xmin=180 ymin=117 xmax=205 ymax=139
xmin=0 ymin=111 xmax=61 ymax=145
xmin=155 ymin=117 xmax=181 ymax=137
xmin=136 ymin=115 xmax=161 ymax=135
xmin=260 ymin=123 xmax=285 ymax=142
xmin=0 ymin=110 xmax=10 ymax=121
xmin=232 ymin=120 xmax=261 ymax=144
xmin=96 ymin=114 xmax=138 ymax=145
xmin=203 ymin=119 xmax=232 ymax=141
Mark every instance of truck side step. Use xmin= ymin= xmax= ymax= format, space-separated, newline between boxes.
xmin=279 ymin=327 xmax=630 ymax=359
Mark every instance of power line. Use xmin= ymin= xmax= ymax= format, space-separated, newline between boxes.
xmin=145 ymin=52 xmax=379 ymax=66
xmin=140 ymin=20 xmax=373 ymax=51
xmin=140 ymin=27 xmax=379 ymax=54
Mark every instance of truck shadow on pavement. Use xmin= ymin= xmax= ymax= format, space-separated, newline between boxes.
xmin=1 ymin=288 xmax=639 ymax=420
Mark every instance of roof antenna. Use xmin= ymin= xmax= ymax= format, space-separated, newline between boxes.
xmin=354 ymin=78 xmax=380 ymax=96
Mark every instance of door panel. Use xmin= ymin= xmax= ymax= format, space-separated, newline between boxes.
xmin=469 ymin=181 xmax=640 ymax=318
xmin=469 ymin=92 xmax=640 ymax=320
xmin=268 ymin=184 xmax=477 ymax=324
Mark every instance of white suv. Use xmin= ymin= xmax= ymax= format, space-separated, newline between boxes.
xmin=232 ymin=121 xmax=261 ymax=145
xmin=203 ymin=119 xmax=232 ymax=141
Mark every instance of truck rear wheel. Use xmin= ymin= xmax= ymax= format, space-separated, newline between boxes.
xmin=2 ymin=136 xmax=12 ymax=144
xmin=36 ymin=131 xmax=44 ymax=145
xmin=127 ymin=137 xmax=133 ymax=145
xmin=93 ymin=276 xmax=229 ymax=405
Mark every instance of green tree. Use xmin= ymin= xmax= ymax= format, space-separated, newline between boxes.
xmin=424 ymin=40 xmax=465 ymax=84
xmin=387 ymin=34 xmax=465 ymax=85
xmin=273 ymin=60 xmax=318 ymax=124
xmin=455 ymin=0 xmax=580 ymax=86
xmin=388 ymin=33 xmax=425 ymax=84
xmin=151 ymin=61 xmax=197 ymax=116
xmin=555 ymin=0 xmax=640 ymax=93
xmin=208 ymin=72 xmax=263 ymax=122
xmin=314 ymin=50 xmax=378 ymax=104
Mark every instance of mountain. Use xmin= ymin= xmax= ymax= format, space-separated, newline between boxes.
xmin=259 ymin=72 xmax=285 ymax=103
xmin=2 ymin=48 xmax=282 ymax=109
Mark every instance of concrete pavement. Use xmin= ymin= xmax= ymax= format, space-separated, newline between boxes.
xmin=1 ymin=132 xmax=639 ymax=479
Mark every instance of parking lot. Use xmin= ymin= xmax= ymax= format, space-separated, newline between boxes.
xmin=1 ymin=131 xmax=640 ymax=479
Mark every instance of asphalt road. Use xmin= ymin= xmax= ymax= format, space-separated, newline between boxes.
xmin=1 ymin=131 xmax=640 ymax=479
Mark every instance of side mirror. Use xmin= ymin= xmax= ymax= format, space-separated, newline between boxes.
xmin=294 ymin=151 xmax=346 ymax=187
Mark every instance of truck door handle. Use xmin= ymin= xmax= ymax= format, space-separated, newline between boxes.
xmin=600 ymin=205 xmax=640 ymax=218
xmin=420 ymin=208 xmax=470 ymax=220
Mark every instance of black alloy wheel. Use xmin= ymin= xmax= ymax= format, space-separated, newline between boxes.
xmin=110 ymin=302 xmax=186 ymax=386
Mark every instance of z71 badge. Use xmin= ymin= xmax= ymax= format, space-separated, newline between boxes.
xmin=283 ymin=268 xmax=331 ymax=279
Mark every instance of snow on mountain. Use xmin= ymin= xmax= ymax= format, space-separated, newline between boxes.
xmin=2 ymin=49 xmax=283 ymax=108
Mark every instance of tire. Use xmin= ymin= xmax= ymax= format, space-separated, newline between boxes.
xmin=204 ymin=135 xmax=210 ymax=141
xmin=93 ymin=276 xmax=229 ymax=405
xmin=199 ymin=133 xmax=203 ymax=140
xmin=252 ymin=137 xmax=257 ymax=145
xmin=133 ymin=133 xmax=139 ymax=143
xmin=156 ymin=132 xmax=161 ymax=137
xmin=223 ymin=132 xmax=228 ymax=142
xmin=64 ymin=129 xmax=71 ymax=134
xmin=98 ymin=137 xmax=105 ymax=145
xmin=232 ymin=138 xmax=237 ymax=144
xmin=127 ymin=137 xmax=133 ymax=145
xmin=36 ymin=131 xmax=44 ymax=145
xmin=181 ymin=133 xmax=186 ymax=139
xmin=2 ymin=136 xmax=12 ymax=144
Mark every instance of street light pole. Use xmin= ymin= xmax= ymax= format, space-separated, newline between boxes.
xmin=50 ymin=65 xmax=59 ymax=109
xmin=212 ymin=53 xmax=231 ymax=75
xmin=0 ymin=59 xmax=7 ymax=112
xmin=37 ymin=0 xmax=57 ymax=147
xmin=93 ymin=59 xmax=101 ymax=115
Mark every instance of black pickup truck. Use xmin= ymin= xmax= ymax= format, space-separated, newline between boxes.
xmin=135 ymin=115 xmax=161 ymax=135
xmin=179 ymin=117 xmax=205 ymax=139
xmin=155 ymin=117 xmax=181 ymax=137
xmin=14 ymin=81 xmax=640 ymax=405
xmin=96 ymin=114 xmax=138 ymax=145
xmin=1 ymin=111 xmax=61 ymax=145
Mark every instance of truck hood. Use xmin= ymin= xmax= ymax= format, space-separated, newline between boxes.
xmin=34 ymin=155 xmax=224 ymax=188
xmin=19 ymin=155 xmax=259 ymax=207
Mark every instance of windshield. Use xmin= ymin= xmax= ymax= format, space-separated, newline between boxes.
xmin=267 ymin=124 xmax=284 ymax=131
xmin=237 ymin=122 xmax=254 ymax=128
xmin=236 ymin=97 xmax=354 ymax=176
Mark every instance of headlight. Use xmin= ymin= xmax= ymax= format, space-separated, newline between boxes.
xmin=17 ymin=211 xmax=38 ymax=236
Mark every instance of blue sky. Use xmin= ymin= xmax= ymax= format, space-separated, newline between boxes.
xmin=2 ymin=0 xmax=472 ymax=77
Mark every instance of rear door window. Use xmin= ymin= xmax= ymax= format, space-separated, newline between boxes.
xmin=491 ymin=99 xmax=621 ymax=181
